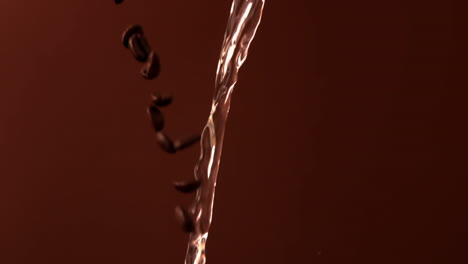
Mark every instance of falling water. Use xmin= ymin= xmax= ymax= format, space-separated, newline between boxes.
xmin=184 ymin=0 xmax=265 ymax=263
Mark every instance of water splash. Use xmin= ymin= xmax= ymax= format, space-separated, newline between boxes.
xmin=184 ymin=0 xmax=265 ymax=263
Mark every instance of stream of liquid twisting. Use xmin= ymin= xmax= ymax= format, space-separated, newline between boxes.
xmin=184 ymin=0 xmax=265 ymax=263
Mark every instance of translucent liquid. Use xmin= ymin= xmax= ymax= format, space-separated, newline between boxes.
xmin=184 ymin=0 xmax=265 ymax=263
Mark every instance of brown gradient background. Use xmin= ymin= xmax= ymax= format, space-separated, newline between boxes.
xmin=0 ymin=0 xmax=466 ymax=263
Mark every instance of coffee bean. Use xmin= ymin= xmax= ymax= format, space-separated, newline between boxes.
xmin=129 ymin=34 xmax=151 ymax=62
xmin=140 ymin=51 xmax=161 ymax=79
xmin=156 ymin=132 xmax=176 ymax=154
xmin=122 ymin=24 xmax=144 ymax=48
xmin=173 ymin=180 xmax=201 ymax=193
xmin=148 ymin=105 xmax=164 ymax=132
xmin=174 ymin=206 xmax=195 ymax=233
xmin=174 ymin=134 xmax=201 ymax=151
xmin=151 ymin=92 xmax=173 ymax=107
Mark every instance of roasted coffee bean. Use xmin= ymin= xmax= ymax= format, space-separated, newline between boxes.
xmin=140 ymin=51 xmax=161 ymax=79
xmin=151 ymin=92 xmax=173 ymax=107
xmin=156 ymin=132 xmax=176 ymax=154
xmin=174 ymin=134 xmax=201 ymax=151
xmin=173 ymin=180 xmax=201 ymax=193
xmin=148 ymin=105 xmax=165 ymax=132
xmin=175 ymin=206 xmax=195 ymax=233
xmin=122 ymin=24 xmax=144 ymax=48
xmin=129 ymin=34 xmax=151 ymax=62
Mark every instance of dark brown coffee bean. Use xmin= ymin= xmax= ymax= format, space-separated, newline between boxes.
xmin=174 ymin=134 xmax=201 ymax=151
xmin=148 ymin=105 xmax=164 ymax=132
xmin=151 ymin=92 xmax=173 ymax=107
xmin=129 ymin=34 xmax=151 ymax=62
xmin=156 ymin=132 xmax=176 ymax=154
xmin=136 ymin=34 xmax=151 ymax=58
xmin=140 ymin=51 xmax=161 ymax=79
xmin=174 ymin=206 xmax=195 ymax=233
xmin=173 ymin=180 xmax=201 ymax=193
xmin=122 ymin=24 xmax=144 ymax=48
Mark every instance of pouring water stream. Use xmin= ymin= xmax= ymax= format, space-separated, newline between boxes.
xmin=184 ymin=1 xmax=265 ymax=263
